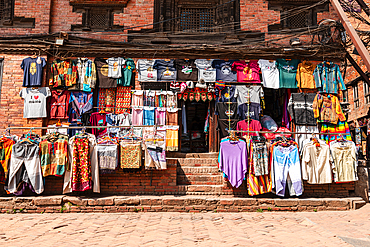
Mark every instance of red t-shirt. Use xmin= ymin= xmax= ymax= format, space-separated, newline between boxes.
xmin=231 ymin=60 xmax=261 ymax=83
xmin=89 ymin=112 xmax=107 ymax=137
xmin=236 ymin=119 xmax=262 ymax=136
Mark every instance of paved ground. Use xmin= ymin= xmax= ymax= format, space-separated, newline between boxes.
xmin=0 ymin=205 xmax=370 ymax=247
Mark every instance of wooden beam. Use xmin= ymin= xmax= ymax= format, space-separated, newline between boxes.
xmin=346 ymin=52 xmax=370 ymax=86
xmin=354 ymin=0 xmax=370 ymax=17
xmin=330 ymin=0 xmax=370 ymax=72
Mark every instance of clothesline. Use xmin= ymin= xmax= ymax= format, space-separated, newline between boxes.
xmin=227 ymin=130 xmax=351 ymax=136
xmin=93 ymin=106 xmax=182 ymax=110
xmin=5 ymin=125 xmax=169 ymax=131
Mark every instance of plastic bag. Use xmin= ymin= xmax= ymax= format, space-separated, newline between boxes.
xmin=260 ymin=115 xmax=278 ymax=132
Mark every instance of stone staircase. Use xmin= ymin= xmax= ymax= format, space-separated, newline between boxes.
xmin=169 ymin=153 xmax=247 ymax=195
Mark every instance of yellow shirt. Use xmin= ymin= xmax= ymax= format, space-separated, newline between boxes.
xmin=296 ymin=61 xmax=316 ymax=89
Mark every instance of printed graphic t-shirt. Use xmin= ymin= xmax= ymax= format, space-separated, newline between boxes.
xmin=21 ymin=57 xmax=47 ymax=87
xmin=231 ymin=60 xmax=261 ymax=83
xmin=89 ymin=112 xmax=107 ymax=137
xmin=215 ymin=102 xmax=238 ymax=119
xmin=106 ymin=57 xmax=125 ymax=79
xmin=276 ymin=59 xmax=300 ymax=88
xmin=153 ymin=60 xmax=177 ymax=81
xmin=212 ymin=60 xmax=237 ymax=82
xmin=95 ymin=58 xmax=117 ymax=88
xmin=258 ymin=59 xmax=280 ymax=89
xmin=137 ymin=59 xmax=157 ymax=82
xmin=174 ymin=59 xmax=198 ymax=81
xmin=20 ymin=87 xmax=51 ymax=118
xmin=195 ymin=59 xmax=216 ymax=82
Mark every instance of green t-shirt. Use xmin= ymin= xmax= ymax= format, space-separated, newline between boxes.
xmin=117 ymin=58 xmax=136 ymax=86
xmin=276 ymin=59 xmax=300 ymax=88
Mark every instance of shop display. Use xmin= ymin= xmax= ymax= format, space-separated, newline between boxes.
xmin=8 ymin=55 xmax=355 ymax=198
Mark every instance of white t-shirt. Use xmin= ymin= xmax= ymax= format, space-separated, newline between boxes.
xmin=195 ymin=59 xmax=216 ymax=82
xmin=235 ymin=85 xmax=264 ymax=105
xmin=106 ymin=57 xmax=125 ymax=78
xmin=258 ymin=59 xmax=280 ymax=89
xmin=137 ymin=59 xmax=157 ymax=82
xmin=20 ymin=87 xmax=51 ymax=118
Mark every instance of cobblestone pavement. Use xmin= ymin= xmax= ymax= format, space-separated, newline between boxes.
xmin=0 ymin=205 xmax=370 ymax=247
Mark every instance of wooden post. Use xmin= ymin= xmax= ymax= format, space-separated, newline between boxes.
xmin=330 ymin=0 xmax=370 ymax=72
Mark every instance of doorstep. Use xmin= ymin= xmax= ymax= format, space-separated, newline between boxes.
xmin=0 ymin=195 xmax=366 ymax=213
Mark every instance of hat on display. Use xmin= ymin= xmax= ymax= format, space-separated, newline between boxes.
xmin=186 ymin=81 xmax=194 ymax=89
xmin=195 ymin=78 xmax=207 ymax=89
xmin=207 ymin=82 xmax=215 ymax=92
xmin=180 ymin=82 xmax=187 ymax=93
xmin=170 ymin=81 xmax=180 ymax=92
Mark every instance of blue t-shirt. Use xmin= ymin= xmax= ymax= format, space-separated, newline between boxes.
xmin=153 ymin=60 xmax=177 ymax=81
xmin=216 ymin=86 xmax=237 ymax=103
xmin=21 ymin=57 xmax=46 ymax=87
xmin=212 ymin=60 xmax=237 ymax=82
xmin=144 ymin=107 xmax=155 ymax=125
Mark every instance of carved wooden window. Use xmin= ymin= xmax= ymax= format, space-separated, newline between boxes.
xmin=0 ymin=0 xmax=34 ymax=27
xmin=268 ymin=1 xmax=328 ymax=32
xmin=70 ymin=1 xmax=128 ymax=31
xmin=0 ymin=0 xmax=13 ymax=25
xmin=353 ymin=85 xmax=360 ymax=108
xmin=154 ymin=0 xmax=240 ymax=33
xmin=282 ymin=7 xmax=314 ymax=29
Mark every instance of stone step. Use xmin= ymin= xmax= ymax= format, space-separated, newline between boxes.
xmin=178 ymin=185 xmax=226 ymax=193
xmin=177 ymin=175 xmax=224 ymax=185
xmin=0 ymin=196 xmax=362 ymax=213
xmin=167 ymin=152 xmax=219 ymax=158
xmin=177 ymin=166 xmax=220 ymax=175
xmin=177 ymin=158 xmax=219 ymax=167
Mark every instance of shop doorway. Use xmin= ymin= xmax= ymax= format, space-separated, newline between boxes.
xmin=180 ymin=101 xmax=209 ymax=153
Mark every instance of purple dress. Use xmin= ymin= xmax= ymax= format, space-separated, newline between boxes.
xmin=219 ymin=140 xmax=248 ymax=188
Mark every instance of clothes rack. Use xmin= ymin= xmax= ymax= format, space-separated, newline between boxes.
xmin=228 ymin=129 xmax=350 ymax=136
xmin=5 ymin=125 xmax=167 ymax=132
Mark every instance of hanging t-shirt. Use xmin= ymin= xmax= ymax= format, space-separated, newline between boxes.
xmin=20 ymin=87 xmax=51 ymax=118
xmin=236 ymin=119 xmax=262 ymax=136
xmin=258 ymin=59 xmax=280 ymax=89
xmin=95 ymin=58 xmax=116 ymax=88
xmin=217 ymin=119 xmax=238 ymax=139
xmin=137 ymin=59 xmax=157 ymax=82
xmin=215 ymin=102 xmax=238 ymax=119
xmin=296 ymin=60 xmax=316 ymax=89
xmin=106 ymin=57 xmax=125 ymax=78
xmin=235 ymin=85 xmax=264 ymax=105
xmin=231 ymin=60 xmax=261 ymax=83
xmin=118 ymin=58 xmax=135 ymax=86
xmin=21 ymin=57 xmax=47 ymax=87
xmin=174 ymin=59 xmax=198 ymax=81
xmin=195 ymin=59 xmax=216 ymax=82
xmin=89 ymin=112 xmax=107 ymax=137
xmin=216 ymin=86 xmax=237 ymax=103
xmin=143 ymin=107 xmax=155 ymax=126
xmin=237 ymin=102 xmax=261 ymax=121
xmin=153 ymin=60 xmax=177 ymax=81
xmin=276 ymin=59 xmax=300 ymax=88
xmin=212 ymin=60 xmax=237 ymax=82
